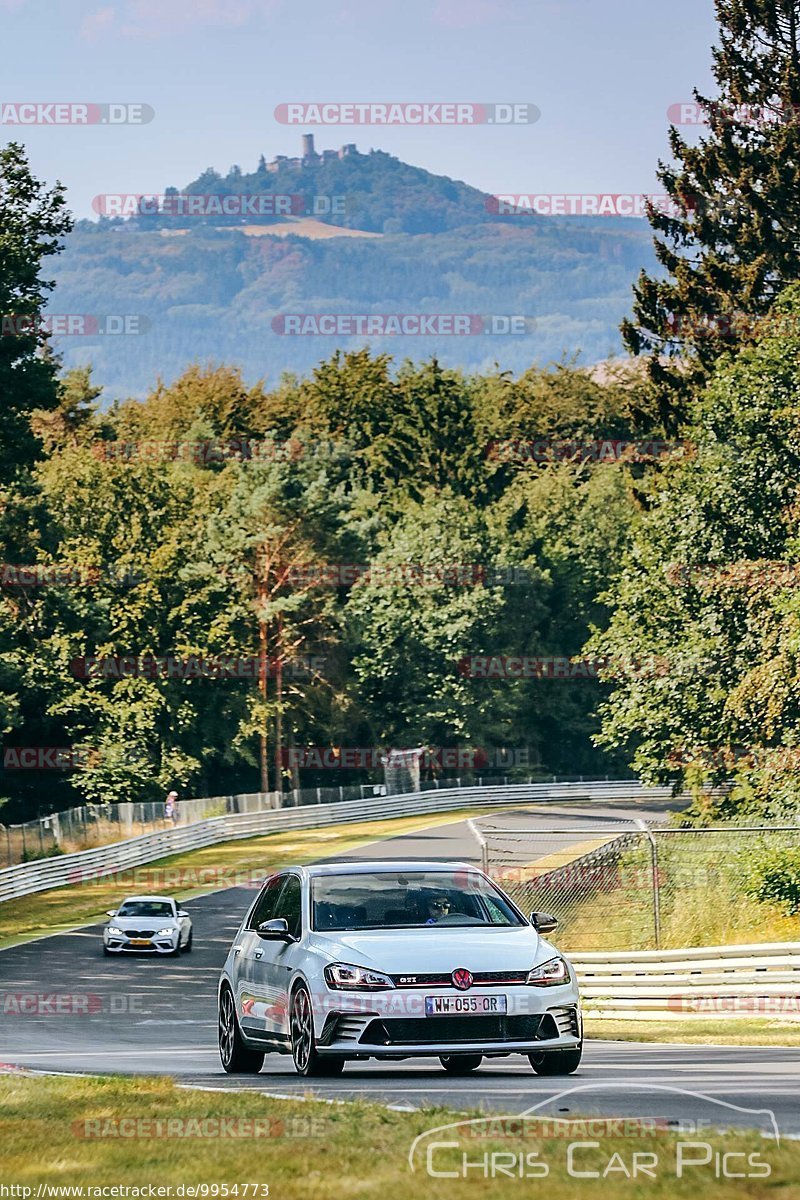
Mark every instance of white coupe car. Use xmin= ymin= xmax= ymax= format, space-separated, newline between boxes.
xmin=103 ymin=895 xmax=193 ymax=956
xmin=218 ymin=860 xmax=581 ymax=1076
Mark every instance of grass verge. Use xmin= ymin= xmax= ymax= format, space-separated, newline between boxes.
xmin=1 ymin=1073 xmax=797 ymax=1198
xmin=585 ymin=1017 xmax=800 ymax=1046
xmin=0 ymin=808 xmax=485 ymax=949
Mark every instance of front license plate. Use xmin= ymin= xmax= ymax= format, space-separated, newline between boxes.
xmin=129 ymin=938 xmax=151 ymax=946
xmin=425 ymin=994 xmax=508 ymax=1016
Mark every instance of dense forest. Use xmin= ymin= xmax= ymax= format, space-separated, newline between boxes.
xmin=6 ymin=2 xmax=800 ymax=826
xmin=0 ymin=344 xmax=658 ymax=819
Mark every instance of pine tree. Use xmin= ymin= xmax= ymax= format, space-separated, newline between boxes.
xmin=623 ymin=0 xmax=800 ymax=431
xmin=0 ymin=143 xmax=72 ymax=480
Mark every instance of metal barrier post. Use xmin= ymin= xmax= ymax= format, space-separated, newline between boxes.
xmin=636 ymin=819 xmax=661 ymax=949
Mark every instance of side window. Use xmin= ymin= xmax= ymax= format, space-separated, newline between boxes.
xmin=274 ymin=875 xmax=303 ymax=940
xmin=483 ymin=895 xmax=508 ymax=925
xmin=247 ymin=875 xmax=285 ymax=929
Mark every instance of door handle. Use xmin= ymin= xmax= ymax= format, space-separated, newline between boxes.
xmin=254 ymin=950 xmax=263 ymax=959
xmin=232 ymin=945 xmax=242 ymax=954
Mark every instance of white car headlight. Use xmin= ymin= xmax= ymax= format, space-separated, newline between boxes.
xmin=526 ymin=956 xmax=570 ymax=987
xmin=107 ymin=927 xmax=124 ymax=938
xmin=157 ymin=927 xmax=176 ymax=937
xmin=324 ymin=963 xmax=395 ymax=991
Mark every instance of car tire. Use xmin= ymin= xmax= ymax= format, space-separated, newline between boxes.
xmin=290 ymin=983 xmax=345 ymax=1077
xmin=439 ymin=1055 xmax=482 ymax=1074
xmin=218 ymin=986 xmax=265 ymax=1074
xmin=102 ymin=945 xmax=112 ymax=957
xmin=182 ymin=930 xmax=193 ymax=954
xmin=528 ymin=1045 xmax=582 ymax=1075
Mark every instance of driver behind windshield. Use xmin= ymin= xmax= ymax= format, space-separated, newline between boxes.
xmin=423 ymin=891 xmax=452 ymax=924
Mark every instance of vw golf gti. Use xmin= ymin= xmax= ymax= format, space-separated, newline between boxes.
xmin=218 ymin=860 xmax=581 ymax=1076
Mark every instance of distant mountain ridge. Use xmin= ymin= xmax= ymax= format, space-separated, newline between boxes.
xmin=53 ymin=139 xmax=660 ymax=397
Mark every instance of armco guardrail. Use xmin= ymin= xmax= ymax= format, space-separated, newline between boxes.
xmin=571 ymin=943 xmax=800 ymax=1020
xmin=0 ymin=779 xmax=671 ymax=903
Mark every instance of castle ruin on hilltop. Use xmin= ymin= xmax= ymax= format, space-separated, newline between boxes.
xmin=266 ymin=134 xmax=357 ymax=172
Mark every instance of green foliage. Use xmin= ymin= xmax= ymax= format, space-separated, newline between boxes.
xmin=741 ymin=845 xmax=800 ymax=914
xmin=623 ymin=0 xmax=800 ymax=426
xmin=591 ymin=283 xmax=800 ymax=815
xmin=0 ymin=346 xmax=660 ymax=815
xmin=0 ymin=142 xmax=72 ymax=479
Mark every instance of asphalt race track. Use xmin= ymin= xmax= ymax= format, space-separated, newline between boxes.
xmin=2 ymin=801 xmax=798 ymax=1138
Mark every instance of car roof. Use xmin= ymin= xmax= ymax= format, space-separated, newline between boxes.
xmin=118 ymin=895 xmax=176 ymax=903
xmin=300 ymin=860 xmax=479 ymax=878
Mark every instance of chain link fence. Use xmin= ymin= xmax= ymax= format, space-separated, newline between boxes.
xmin=0 ymin=771 xmax=613 ymax=865
xmin=478 ymin=823 xmax=800 ymax=951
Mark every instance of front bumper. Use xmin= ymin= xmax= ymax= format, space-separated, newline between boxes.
xmin=104 ymin=935 xmax=178 ymax=954
xmin=313 ymin=984 xmax=581 ymax=1059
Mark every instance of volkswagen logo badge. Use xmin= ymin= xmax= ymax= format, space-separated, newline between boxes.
xmin=452 ymin=968 xmax=473 ymax=990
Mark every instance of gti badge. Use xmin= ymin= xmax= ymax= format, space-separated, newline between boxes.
xmin=452 ymin=968 xmax=473 ymax=990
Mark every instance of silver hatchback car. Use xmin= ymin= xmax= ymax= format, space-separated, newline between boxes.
xmin=218 ymin=860 xmax=581 ymax=1077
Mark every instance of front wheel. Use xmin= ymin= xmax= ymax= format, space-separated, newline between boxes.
xmin=528 ymin=1045 xmax=582 ymax=1075
xmin=290 ymin=984 xmax=345 ymax=1077
xmin=219 ymin=987 xmax=265 ymax=1074
xmin=182 ymin=930 xmax=193 ymax=954
xmin=440 ymin=1055 xmax=482 ymax=1074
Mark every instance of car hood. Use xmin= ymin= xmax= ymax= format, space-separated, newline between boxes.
xmin=108 ymin=916 xmax=177 ymax=928
xmin=308 ymin=925 xmax=552 ymax=973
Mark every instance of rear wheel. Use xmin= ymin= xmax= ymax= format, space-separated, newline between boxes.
xmin=528 ymin=1045 xmax=582 ymax=1075
xmin=439 ymin=1055 xmax=482 ymax=1075
xmin=218 ymin=987 xmax=265 ymax=1074
xmin=290 ymin=984 xmax=345 ymax=1077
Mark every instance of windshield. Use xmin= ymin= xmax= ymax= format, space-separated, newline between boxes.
xmin=311 ymin=870 xmax=524 ymax=931
xmin=117 ymin=900 xmax=175 ymax=918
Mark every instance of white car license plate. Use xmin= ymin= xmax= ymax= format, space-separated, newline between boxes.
xmin=425 ymin=994 xmax=507 ymax=1016
xmin=129 ymin=938 xmax=151 ymax=946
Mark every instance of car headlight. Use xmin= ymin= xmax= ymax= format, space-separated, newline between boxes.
xmin=324 ymin=963 xmax=395 ymax=991
xmin=526 ymin=956 xmax=570 ymax=986
xmin=107 ymin=927 xmax=124 ymax=938
xmin=157 ymin=927 xmax=176 ymax=937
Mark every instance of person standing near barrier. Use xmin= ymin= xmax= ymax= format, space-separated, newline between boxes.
xmin=164 ymin=790 xmax=179 ymax=825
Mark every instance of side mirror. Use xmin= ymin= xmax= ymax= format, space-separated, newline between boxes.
xmin=177 ymin=910 xmax=189 ymax=918
xmin=106 ymin=910 xmax=117 ymax=918
xmin=257 ymin=918 xmax=295 ymax=942
xmin=530 ymin=911 xmax=558 ymax=934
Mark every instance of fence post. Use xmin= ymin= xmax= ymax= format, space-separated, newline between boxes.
xmin=21 ymin=823 xmax=27 ymax=860
xmin=636 ymin=819 xmax=661 ymax=949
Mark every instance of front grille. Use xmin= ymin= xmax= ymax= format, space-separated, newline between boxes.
xmin=359 ymin=1014 xmax=544 ymax=1045
xmin=389 ymin=970 xmax=529 ymax=988
xmin=123 ymin=930 xmax=156 ymax=938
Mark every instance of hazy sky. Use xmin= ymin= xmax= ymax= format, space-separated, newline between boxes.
xmin=2 ymin=0 xmax=719 ymax=220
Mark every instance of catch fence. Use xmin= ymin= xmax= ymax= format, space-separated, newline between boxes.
xmin=476 ymin=821 xmax=800 ymax=951
xmin=0 ymin=772 xmax=630 ymax=866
